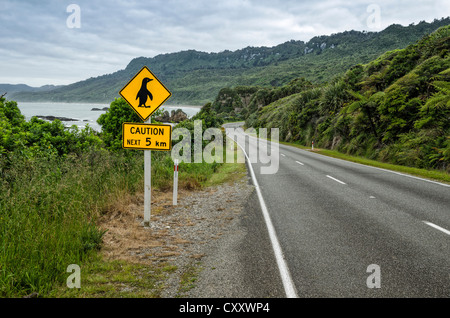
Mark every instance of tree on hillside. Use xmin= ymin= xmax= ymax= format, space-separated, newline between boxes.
xmin=319 ymin=79 xmax=349 ymax=115
xmin=415 ymin=68 xmax=450 ymax=132
xmin=347 ymin=90 xmax=385 ymax=141
xmin=97 ymin=97 xmax=163 ymax=151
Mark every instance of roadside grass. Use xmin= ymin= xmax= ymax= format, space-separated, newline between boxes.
xmin=0 ymin=149 xmax=144 ymax=298
xmin=1 ymin=138 xmax=246 ymax=298
xmin=203 ymin=137 xmax=247 ymax=187
xmin=176 ymin=261 xmax=203 ymax=298
xmin=60 ymin=141 xmax=245 ymax=298
xmin=152 ymin=144 xmax=245 ymax=190
xmin=278 ymin=140 xmax=450 ymax=184
xmin=48 ymin=254 xmax=176 ymax=298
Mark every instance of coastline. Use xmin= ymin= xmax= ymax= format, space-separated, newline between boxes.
xmin=15 ymin=102 xmax=202 ymax=132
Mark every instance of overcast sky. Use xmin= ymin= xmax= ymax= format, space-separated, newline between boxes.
xmin=0 ymin=0 xmax=448 ymax=87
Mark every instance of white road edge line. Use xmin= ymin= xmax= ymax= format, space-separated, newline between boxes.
xmin=326 ymin=175 xmax=346 ymax=185
xmin=231 ymin=133 xmax=299 ymax=298
xmin=423 ymin=221 xmax=450 ymax=235
xmin=278 ymin=143 xmax=450 ymax=188
xmin=295 ymin=160 xmax=304 ymax=166
xmin=247 ymin=133 xmax=449 ymax=188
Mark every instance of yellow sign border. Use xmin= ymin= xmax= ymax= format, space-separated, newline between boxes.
xmin=122 ymin=122 xmax=172 ymax=151
xmin=119 ymin=66 xmax=172 ymax=122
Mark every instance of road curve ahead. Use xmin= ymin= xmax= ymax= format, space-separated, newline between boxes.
xmin=224 ymin=123 xmax=449 ymax=298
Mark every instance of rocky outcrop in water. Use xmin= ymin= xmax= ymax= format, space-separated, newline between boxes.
xmin=36 ymin=115 xmax=77 ymax=121
xmin=155 ymin=109 xmax=188 ymax=123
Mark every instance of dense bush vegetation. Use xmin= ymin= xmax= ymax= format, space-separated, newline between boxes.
xmin=0 ymin=94 xmax=224 ymax=297
xmin=0 ymin=98 xmax=102 ymax=157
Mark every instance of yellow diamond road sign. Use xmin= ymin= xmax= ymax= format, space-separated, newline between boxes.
xmin=119 ymin=66 xmax=171 ymax=122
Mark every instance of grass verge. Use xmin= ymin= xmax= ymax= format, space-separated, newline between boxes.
xmin=176 ymin=261 xmax=202 ymax=298
xmin=0 ymin=141 xmax=246 ymax=297
xmin=12 ymin=140 xmax=246 ymax=298
xmin=203 ymin=137 xmax=247 ymax=187
xmin=48 ymin=254 xmax=177 ymax=298
xmin=0 ymin=149 xmax=144 ymax=297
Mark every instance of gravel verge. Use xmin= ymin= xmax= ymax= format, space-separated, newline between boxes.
xmin=99 ymin=170 xmax=263 ymax=297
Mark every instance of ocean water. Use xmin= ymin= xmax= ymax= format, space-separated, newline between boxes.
xmin=16 ymin=102 xmax=201 ymax=132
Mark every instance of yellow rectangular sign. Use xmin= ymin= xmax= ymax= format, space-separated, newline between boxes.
xmin=122 ymin=123 xmax=172 ymax=151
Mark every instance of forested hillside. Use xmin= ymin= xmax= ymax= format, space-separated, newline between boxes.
xmin=10 ymin=18 xmax=449 ymax=105
xmin=237 ymin=25 xmax=449 ymax=171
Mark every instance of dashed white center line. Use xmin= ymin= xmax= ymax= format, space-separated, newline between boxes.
xmin=281 ymin=153 xmax=286 ymax=157
xmin=295 ymin=161 xmax=304 ymax=166
xmin=423 ymin=221 xmax=450 ymax=235
xmin=326 ymin=175 xmax=346 ymax=185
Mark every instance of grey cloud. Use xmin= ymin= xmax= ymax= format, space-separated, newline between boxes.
xmin=0 ymin=0 xmax=448 ymax=86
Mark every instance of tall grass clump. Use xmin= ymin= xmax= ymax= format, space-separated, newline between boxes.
xmin=0 ymin=149 xmax=144 ymax=297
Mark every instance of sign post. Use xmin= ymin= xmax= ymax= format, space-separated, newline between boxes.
xmin=119 ymin=66 xmax=172 ymax=227
xmin=144 ymin=119 xmax=152 ymax=226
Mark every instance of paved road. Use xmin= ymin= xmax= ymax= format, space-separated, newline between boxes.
xmin=224 ymin=123 xmax=449 ymax=298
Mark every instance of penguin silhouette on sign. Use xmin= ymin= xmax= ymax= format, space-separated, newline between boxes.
xmin=136 ymin=77 xmax=153 ymax=107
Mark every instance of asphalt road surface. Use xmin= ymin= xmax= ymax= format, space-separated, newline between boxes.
xmin=224 ymin=122 xmax=449 ymax=298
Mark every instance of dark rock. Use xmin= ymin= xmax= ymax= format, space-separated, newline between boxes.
xmin=36 ymin=115 xmax=77 ymax=121
xmin=155 ymin=109 xmax=188 ymax=123
xmin=171 ymin=109 xmax=188 ymax=122
xmin=155 ymin=110 xmax=170 ymax=122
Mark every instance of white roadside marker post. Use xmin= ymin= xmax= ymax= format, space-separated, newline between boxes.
xmin=312 ymin=140 xmax=314 ymax=150
xmin=173 ymin=159 xmax=179 ymax=205
xmin=143 ymin=117 xmax=151 ymax=227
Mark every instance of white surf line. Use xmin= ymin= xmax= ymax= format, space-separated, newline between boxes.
xmin=230 ymin=132 xmax=299 ymax=298
xmin=326 ymin=175 xmax=346 ymax=185
xmin=295 ymin=160 xmax=304 ymax=166
xmin=422 ymin=221 xmax=450 ymax=236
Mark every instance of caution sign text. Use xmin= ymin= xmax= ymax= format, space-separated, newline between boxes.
xmin=122 ymin=123 xmax=172 ymax=151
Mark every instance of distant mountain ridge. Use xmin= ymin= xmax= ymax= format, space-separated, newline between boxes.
xmin=9 ymin=17 xmax=450 ymax=105
xmin=0 ymin=84 xmax=62 ymax=95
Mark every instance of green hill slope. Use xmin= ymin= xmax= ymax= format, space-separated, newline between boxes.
xmin=243 ymin=25 xmax=450 ymax=171
xmin=11 ymin=18 xmax=449 ymax=105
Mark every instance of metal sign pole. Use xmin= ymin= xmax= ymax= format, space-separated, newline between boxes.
xmin=144 ymin=117 xmax=151 ymax=227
